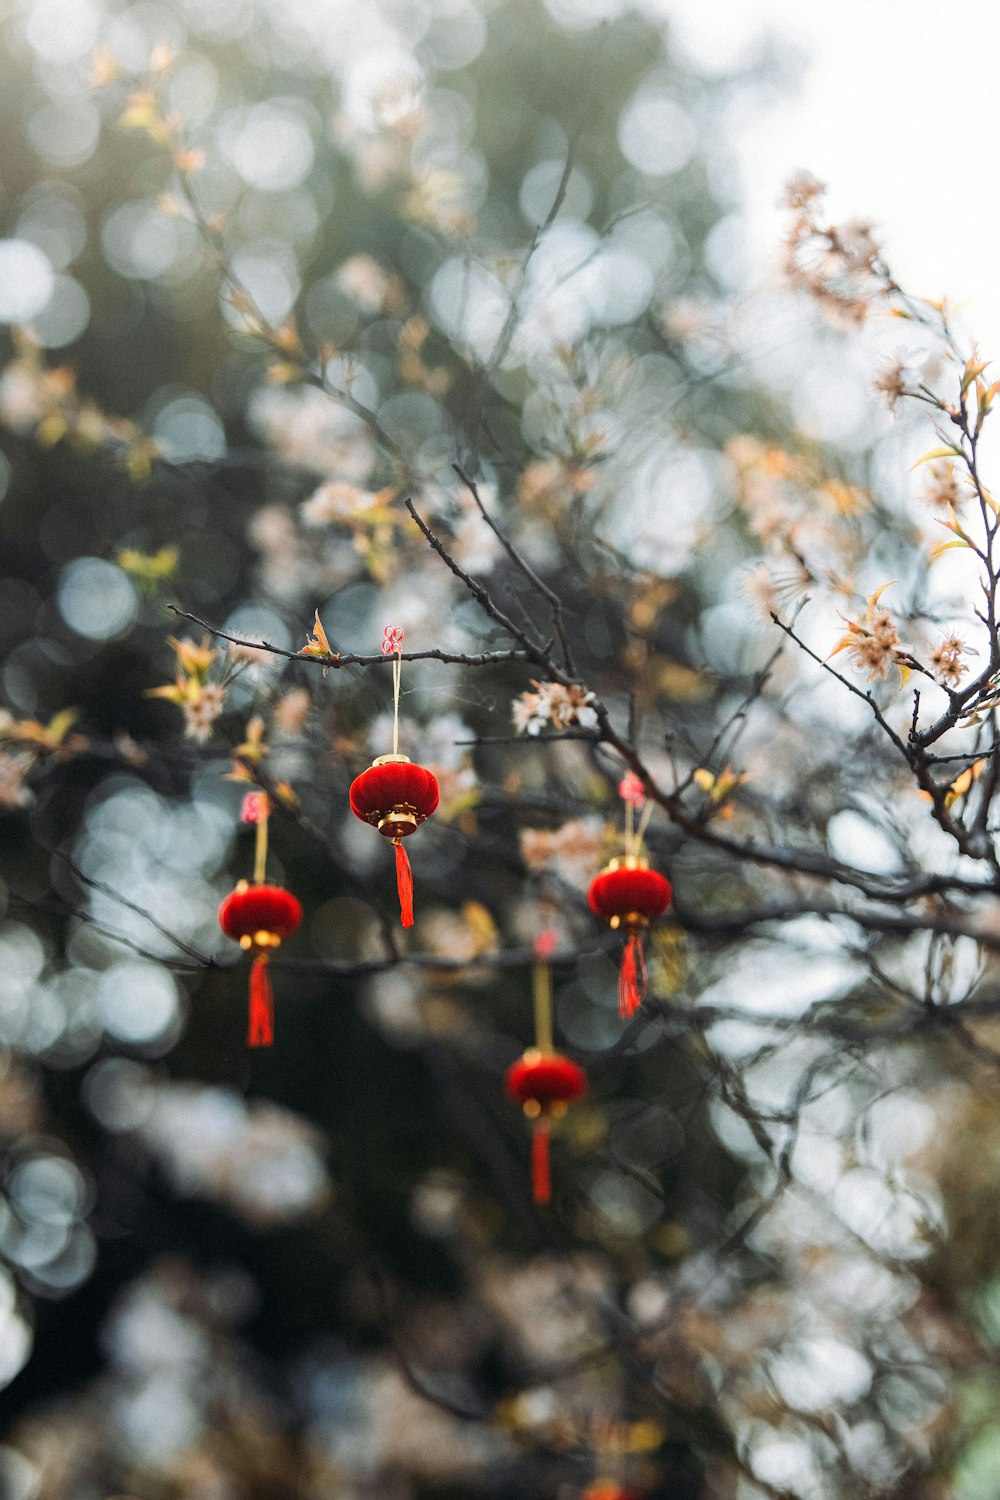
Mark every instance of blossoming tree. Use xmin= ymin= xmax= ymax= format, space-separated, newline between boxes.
xmin=1 ymin=3 xmax=1000 ymax=1499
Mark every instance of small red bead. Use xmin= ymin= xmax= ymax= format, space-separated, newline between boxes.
xmin=218 ymin=884 xmax=302 ymax=941
xmin=587 ymin=863 xmax=671 ymax=923
xmin=349 ymin=760 xmax=440 ymax=833
xmin=505 ymin=1050 xmax=587 ymax=1108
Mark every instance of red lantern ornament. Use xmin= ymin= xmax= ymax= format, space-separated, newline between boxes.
xmin=588 ymin=856 xmax=672 ymax=1019
xmin=218 ymin=794 xmax=302 ymax=1047
xmin=504 ymin=932 xmax=587 ymax=1204
xmin=349 ymin=755 xmax=439 ymax=926
xmin=581 ymin=1485 xmax=643 ymax=1500
xmin=506 ymin=1048 xmax=587 ymax=1205
xmin=348 ymin=627 xmax=439 ymax=928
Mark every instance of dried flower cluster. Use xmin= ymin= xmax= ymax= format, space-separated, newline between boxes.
xmin=727 ymin=436 xmax=865 ymax=616
xmin=300 ymin=480 xmax=384 ymax=528
xmin=783 ymin=174 xmax=890 ymax=325
xmin=512 ymin=681 xmax=599 ymax=737
xmin=145 ymin=637 xmax=228 ymax=743
xmin=873 ymin=359 xmax=910 ymax=414
xmin=0 ymin=707 xmax=87 ymax=804
xmin=921 ymin=460 xmax=964 ymax=514
xmin=927 ymin=633 xmax=972 ymax=688
xmin=520 ymin=818 xmax=605 ymax=890
xmin=830 ymin=585 xmax=911 ymax=684
xmin=336 ymin=253 xmax=406 ymax=315
xmin=518 ymin=457 xmax=597 ymax=518
xmin=0 ymin=335 xmax=158 ymax=477
xmin=0 ymin=749 xmax=33 ymax=808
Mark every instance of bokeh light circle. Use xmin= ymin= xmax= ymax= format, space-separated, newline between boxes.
xmin=0 ymin=241 xmax=54 ymax=324
xmin=31 ymin=275 xmax=89 ymax=348
xmin=58 ymin=558 xmax=138 ymax=641
xmin=96 ymin=961 xmax=182 ymax=1048
xmin=618 ymin=93 xmax=696 ymax=178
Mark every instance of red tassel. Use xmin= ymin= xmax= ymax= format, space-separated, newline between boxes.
xmin=394 ymin=838 xmax=414 ymax=928
xmin=531 ymin=1122 xmax=552 ymax=1204
xmin=248 ymin=954 xmax=274 ymax=1047
xmin=619 ymin=931 xmax=647 ymax=1018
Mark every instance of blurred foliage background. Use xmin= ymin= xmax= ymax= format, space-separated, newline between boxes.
xmin=1 ymin=2 xmax=1000 ymax=1498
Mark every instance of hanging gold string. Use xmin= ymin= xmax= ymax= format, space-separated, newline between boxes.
xmin=382 ymin=624 xmax=406 ymax=757
xmin=533 ymin=950 xmax=554 ymax=1053
xmin=635 ymin=796 xmax=655 ymax=854
xmin=253 ymin=794 xmax=270 ymax=885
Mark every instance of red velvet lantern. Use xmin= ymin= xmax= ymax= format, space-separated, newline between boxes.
xmin=350 ymin=753 xmax=439 ymax=928
xmin=505 ymin=1047 xmax=587 ymax=1204
xmin=582 ymin=1485 xmax=643 ymax=1500
xmin=218 ymin=881 xmax=302 ymax=1047
xmin=588 ymin=856 xmax=672 ymax=1019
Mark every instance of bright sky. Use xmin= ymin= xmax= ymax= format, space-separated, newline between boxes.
xmin=661 ymin=0 xmax=1000 ymax=354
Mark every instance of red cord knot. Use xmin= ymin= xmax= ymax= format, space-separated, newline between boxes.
xmin=533 ymin=928 xmax=559 ymax=961
xmin=618 ymin=772 xmax=645 ymax=807
xmin=240 ymin=791 xmax=269 ymax=823
xmin=382 ymin=624 xmax=404 ymax=654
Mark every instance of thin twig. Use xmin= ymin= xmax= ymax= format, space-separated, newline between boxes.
xmin=453 ymin=463 xmax=577 ymax=673
xmin=770 ymin=611 xmax=910 ymax=760
xmin=46 ymin=845 xmax=213 ymax=964
xmin=167 ymin=605 xmax=531 ymax=670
